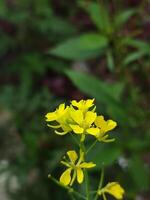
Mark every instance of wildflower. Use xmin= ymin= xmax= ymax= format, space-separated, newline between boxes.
xmin=69 ymin=109 xmax=99 ymax=141
xmin=45 ymin=103 xmax=71 ymax=135
xmin=71 ymin=99 xmax=95 ymax=113
xmin=88 ymin=115 xmax=117 ymax=142
xmin=60 ymin=150 xmax=96 ymax=186
xmin=97 ymin=182 xmax=125 ymax=200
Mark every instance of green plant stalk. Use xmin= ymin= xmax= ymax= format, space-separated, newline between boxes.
xmin=48 ymin=175 xmax=86 ymax=200
xmin=103 ymin=193 xmax=107 ymax=200
xmin=80 ymin=142 xmax=90 ymax=200
xmin=86 ymin=140 xmax=97 ymax=154
xmin=94 ymin=167 xmax=104 ymax=200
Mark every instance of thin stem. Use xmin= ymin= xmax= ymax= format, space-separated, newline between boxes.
xmin=80 ymin=143 xmax=90 ymax=200
xmin=103 ymin=193 xmax=107 ymax=200
xmin=94 ymin=167 xmax=104 ymax=200
xmin=86 ymin=140 xmax=97 ymax=154
xmin=84 ymin=169 xmax=90 ymax=200
xmin=48 ymin=174 xmax=86 ymax=200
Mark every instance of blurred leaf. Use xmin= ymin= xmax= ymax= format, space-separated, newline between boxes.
xmin=82 ymin=2 xmax=111 ymax=34
xmin=88 ymin=143 xmax=122 ymax=169
xmin=66 ymin=70 xmax=123 ymax=102
xmin=126 ymin=39 xmax=150 ymax=52
xmin=123 ymin=39 xmax=150 ymax=65
xmin=129 ymin=156 xmax=150 ymax=191
xmin=50 ymin=33 xmax=108 ymax=60
xmin=123 ymin=51 xmax=145 ymax=65
xmin=36 ymin=16 xmax=76 ymax=39
xmin=114 ymin=9 xmax=136 ymax=28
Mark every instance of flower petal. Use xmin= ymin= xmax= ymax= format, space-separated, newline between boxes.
xmin=45 ymin=112 xmax=57 ymax=121
xmin=77 ymin=168 xmax=84 ymax=184
xmin=105 ymin=182 xmax=125 ymax=199
xmin=85 ymin=111 xmax=97 ymax=126
xmin=80 ymin=162 xmax=96 ymax=168
xmin=71 ymin=100 xmax=83 ymax=108
xmin=67 ymin=150 xmax=78 ymax=164
xmin=106 ymin=120 xmax=117 ymax=132
xmin=70 ymin=110 xmax=83 ymax=125
xmin=59 ymin=168 xmax=72 ymax=186
xmin=94 ymin=116 xmax=105 ymax=128
xmin=58 ymin=103 xmax=65 ymax=111
xmin=85 ymin=99 xmax=94 ymax=109
xmin=86 ymin=128 xmax=99 ymax=136
xmin=70 ymin=125 xmax=84 ymax=134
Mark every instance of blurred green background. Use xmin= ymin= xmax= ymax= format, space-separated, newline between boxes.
xmin=0 ymin=0 xmax=150 ymax=199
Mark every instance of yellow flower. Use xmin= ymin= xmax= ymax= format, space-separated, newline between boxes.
xmin=69 ymin=109 xmax=99 ymax=141
xmin=71 ymin=99 xmax=95 ymax=113
xmin=98 ymin=182 xmax=125 ymax=200
xmin=60 ymin=150 xmax=96 ymax=186
xmin=45 ymin=103 xmax=71 ymax=135
xmin=88 ymin=115 xmax=117 ymax=142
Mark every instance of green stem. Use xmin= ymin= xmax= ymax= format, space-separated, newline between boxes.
xmin=103 ymin=193 xmax=107 ymax=200
xmin=48 ymin=174 xmax=86 ymax=200
xmin=94 ymin=167 xmax=104 ymax=200
xmin=86 ymin=140 xmax=97 ymax=154
xmin=80 ymin=143 xmax=90 ymax=200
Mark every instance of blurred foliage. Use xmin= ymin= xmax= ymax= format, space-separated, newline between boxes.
xmin=0 ymin=0 xmax=150 ymax=200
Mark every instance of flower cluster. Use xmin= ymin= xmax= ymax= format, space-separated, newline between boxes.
xmin=46 ymin=99 xmax=125 ymax=200
xmin=45 ymin=99 xmax=117 ymax=142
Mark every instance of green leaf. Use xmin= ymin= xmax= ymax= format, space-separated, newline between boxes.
xmin=114 ymin=9 xmax=136 ymax=28
xmin=88 ymin=143 xmax=122 ymax=169
xmin=129 ymin=156 xmax=150 ymax=191
xmin=50 ymin=33 xmax=108 ymax=60
xmin=123 ymin=51 xmax=145 ymax=65
xmin=83 ymin=2 xmax=111 ymax=33
xmin=124 ymin=38 xmax=150 ymax=55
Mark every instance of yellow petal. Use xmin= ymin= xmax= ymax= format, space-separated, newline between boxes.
xmin=60 ymin=168 xmax=72 ymax=186
xmin=71 ymin=99 xmax=94 ymax=111
xmin=70 ymin=110 xmax=83 ymax=125
xmin=45 ymin=112 xmax=57 ymax=121
xmin=77 ymin=168 xmax=84 ymax=184
xmin=67 ymin=150 xmax=78 ymax=164
xmin=71 ymin=100 xmax=82 ymax=108
xmin=105 ymin=182 xmax=125 ymax=199
xmin=58 ymin=103 xmax=65 ymax=111
xmin=85 ymin=111 xmax=97 ymax=126
xmin=70 ymin=125 xmax=84 ymax=134
xmin=106 ymin=120 xmax=117 ymax=132
xmin=94 ymin=115 xmax=105 ymax=128
xmin=80 ymin=162 xmax=96 ymax=168
xmin=85 ymin=99 xmax=94 ymax=108
xmin=86 ymin=128 xmax=100 ymax=136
